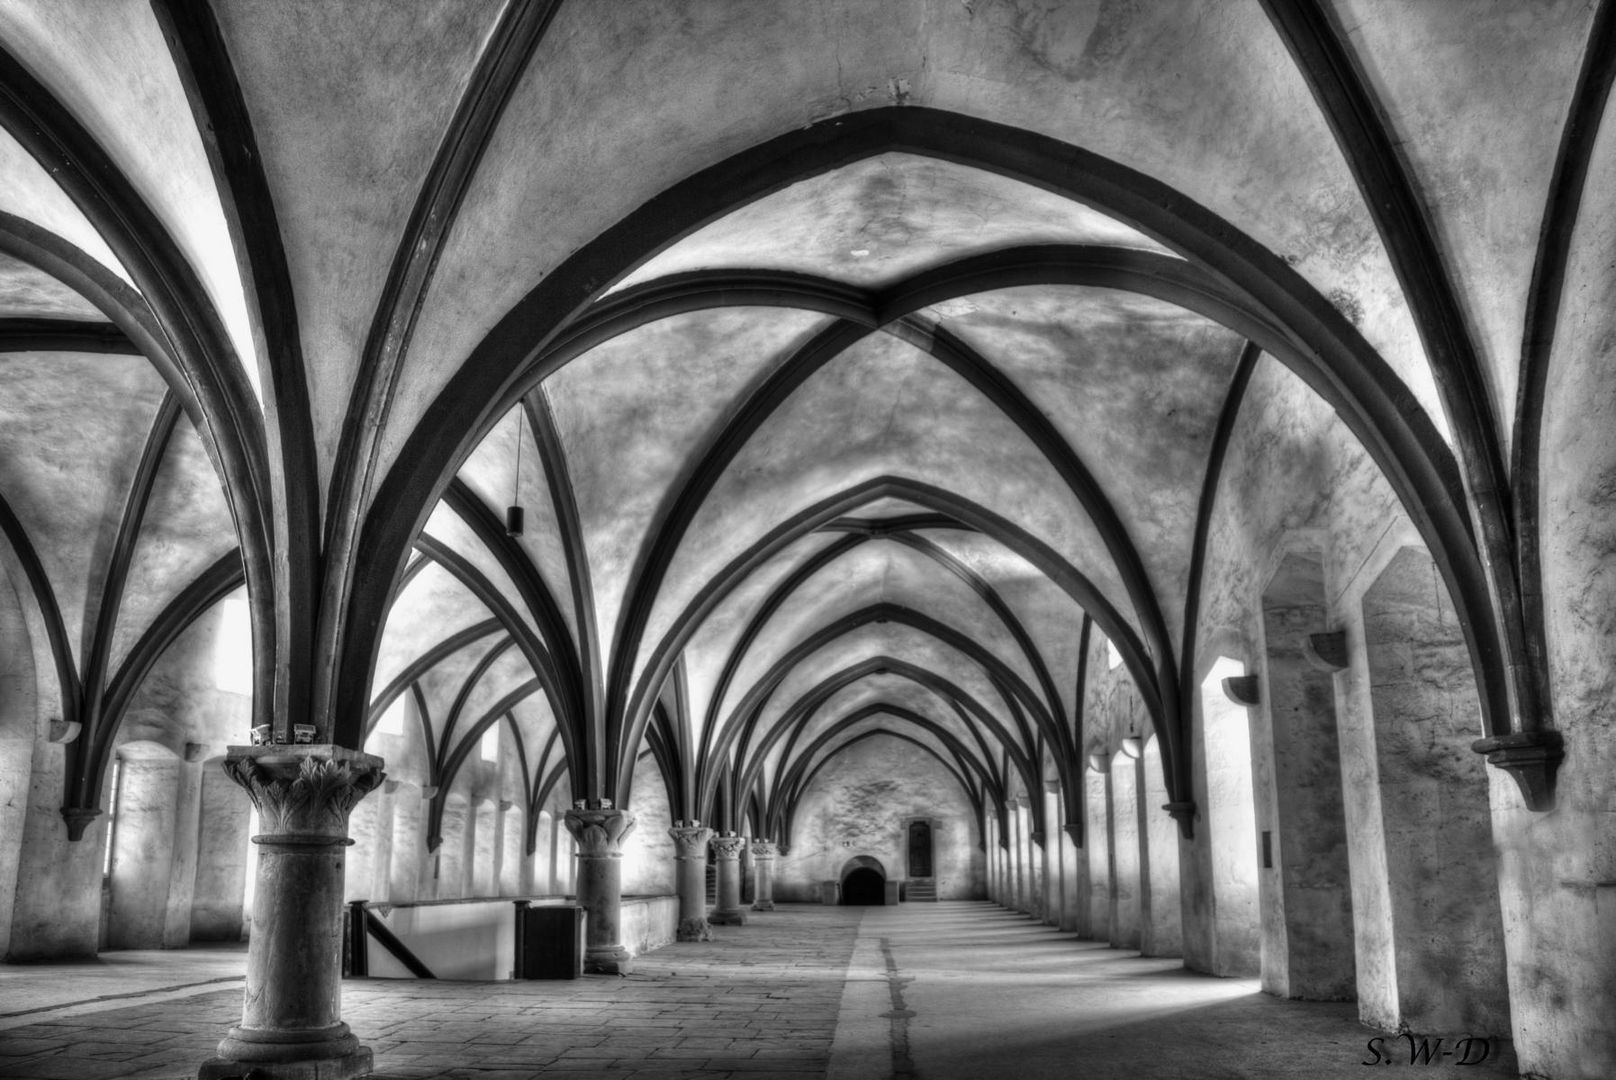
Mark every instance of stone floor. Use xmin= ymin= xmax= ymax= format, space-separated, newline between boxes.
xmin=0 ymin=902 xmax=1519 ymax=1079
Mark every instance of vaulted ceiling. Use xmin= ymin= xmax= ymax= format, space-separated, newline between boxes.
xmin=0 ymin=1 xmax=1604 ymax=837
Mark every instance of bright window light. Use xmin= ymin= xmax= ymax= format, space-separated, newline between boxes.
xmin=481 ymin=725 xmax=499 ymax=762
xmin=1106 ymin=638 xmax=1123 ymax=670
xmin=242 ymin=807 xmax=260 ymax=919
xmin=102 ymin=758 xmax=121 ymax=877
xmin=377 ymin=696 xmax=406 ymax=736
xmin=214 ymin=595 xmax=253 ymax=695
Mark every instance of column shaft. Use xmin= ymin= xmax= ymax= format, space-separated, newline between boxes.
xmin=668 ymin=821 xmax=713 ymax=941
xmin=750 ymin=840 xmax=777 ymax=911
xmin=200 ymin=745 xmax=383 ymax=1080
xmin=710 ymin=833 xmax=746 ymax=925
xmin=564 ymin=802 xmax=636 ymax=975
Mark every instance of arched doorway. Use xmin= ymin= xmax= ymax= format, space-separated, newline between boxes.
xmin=840 ymin=856 xmax=887 ymax=906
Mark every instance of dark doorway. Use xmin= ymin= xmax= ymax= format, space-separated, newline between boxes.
xmin=908 ymin=821 xmax=932 ymax=878
xmin=842 ymin=868 xmax=886 ymax=905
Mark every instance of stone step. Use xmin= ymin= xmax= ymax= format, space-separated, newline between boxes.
xmin=906 ymin=878 xmax=938 ymax=902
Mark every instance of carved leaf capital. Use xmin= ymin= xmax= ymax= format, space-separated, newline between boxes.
xmin=222 ymin=747 xmax=385 ymax=842
xmin=565 ymin=806 xmax=637 ymax=857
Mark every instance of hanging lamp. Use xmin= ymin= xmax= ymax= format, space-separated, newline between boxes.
xmin=505 ymin=407 xmax=525 ymax=536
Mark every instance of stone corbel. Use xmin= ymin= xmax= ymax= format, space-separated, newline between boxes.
xmin=1221 ymin=675 xmax=1260 ymax=706
xmin=1472 ymin=731 xmax=1564 ymax=811
xmin=1164 ymin=800 xmax=1196 ymax=840
xmin=1062 ymin=822 xmax=1083 ymax=849
xmin=60 ymin=805 xmax=100 ymax=841
xmin=1303 ymin=631 xmax=1350 ymax=672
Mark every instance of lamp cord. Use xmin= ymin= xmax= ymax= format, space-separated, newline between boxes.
xmin=513 ymin=407 xmax=523 ymax=505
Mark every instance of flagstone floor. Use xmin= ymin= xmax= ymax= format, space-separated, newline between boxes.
xmin=0 ymin=902 xmax=1519 ymax=1079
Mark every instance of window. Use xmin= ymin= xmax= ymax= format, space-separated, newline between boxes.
xmin=102 ymin=757 xmax=121 ymax=877
xmin=242 ymin=807 xmax=261 ymax=918
xmin=1105 ymin=637 xmax=1123 ymax=670
xmin=213 ymin=594 xmax=253 ymax=695
xmin=377 ymin=695 xmax=406 ymax=736
xmin=480 ymin=725 xmax=499 ymax=762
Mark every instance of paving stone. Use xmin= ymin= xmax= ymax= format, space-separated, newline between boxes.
xmin=0 ymin=905 xmax=861 ymax=1079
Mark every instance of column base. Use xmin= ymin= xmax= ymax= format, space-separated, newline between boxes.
xmin=710 ymin=909 xmax=747 ymax=926
xmin=676 ymin=916 xmax=714 ymax=942
xmin=200 ymin=1050 xmax=372 ymax=1080
xmin=201 ymin=1027 xmax=371 ymax=1080
xmin=751 ymin=899 xmax=775 ymax=912
xmin=584 ymin=945 xmax=633 ymax=975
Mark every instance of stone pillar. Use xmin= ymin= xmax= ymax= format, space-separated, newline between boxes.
xmin=1060 ymin=824 xmax=1082 ymax=934
xmin=1042 ymin=782 xmax=1061 ymax=926
xmin=563 ymin=800 xmax=636 ymax=975
xmin=1005 ymin=803 xmax=1020 ymax=910
xmin=750 ymin=839 xmax=778 ymax=911
xmin=200 ymin=745 xmax=384 ymax=1080
xmin=982 ymin=812 xmax=996 ymax=903
xmin=163 ymin=747 xmax=206 ymax=948
xmin=668 ymin=820 xmax=713 ymax=941
xmin=1013 ymin=795 xmax=1031 ymax=913
xmin=709 ymin=832 xmax=746 ymax=925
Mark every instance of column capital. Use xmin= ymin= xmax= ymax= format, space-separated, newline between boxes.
xmin=221 ymin=745 xmax=385 ymax=845
xmin=710 ymin=832 xmax=746 ymax=860
xmin=668 ymin=821 xmax=714 ymax=858
xmin=750 ymin=839 xmax=779 ymax=859
xmin=564 ymin=801 xmax=636 ymax=858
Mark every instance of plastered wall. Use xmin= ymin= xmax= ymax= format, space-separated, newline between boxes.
xmin=775 ymin=733 xmax=984 ymax=902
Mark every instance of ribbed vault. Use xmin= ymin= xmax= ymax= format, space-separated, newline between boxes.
xmin=0 ymin=0 xmax=1599 ymax=854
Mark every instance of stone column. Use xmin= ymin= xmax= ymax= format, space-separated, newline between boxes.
xmin=668 ymin=820 xmax=713 ymax=941
xmin=563 ymin=800 xmax=636 ymax=974
xmin=1013 ymin=796 xmax=1030 ymax=913
xmin=984 ymin=814 xmax=999 ymax=903
xmin=1060 ymin=823 xmax=1083 ymax=934
xmin=1042 ymin=782 xmax=1061 ymax=927
xmin=750 ymin=839 xmax=778 ymax=911
xmin=200 ymin=745 xmax=384 ymax=1080
xmin=709 ymin=832 xmax=747 ymax=925
xmin=162 ymin=747 xmax=206 ymax=948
